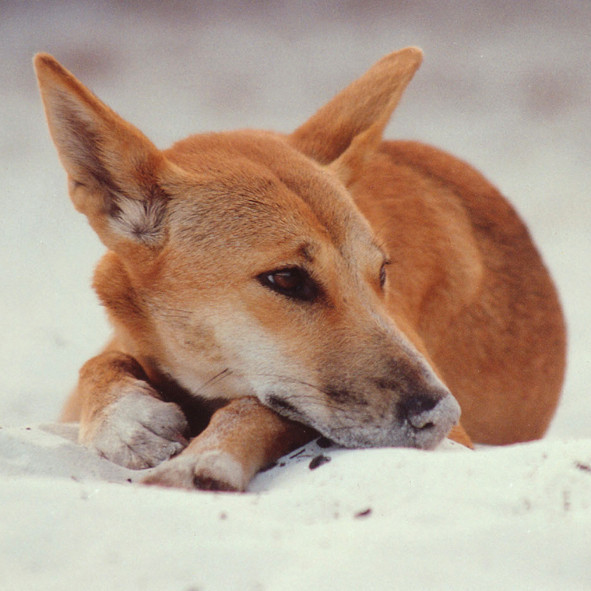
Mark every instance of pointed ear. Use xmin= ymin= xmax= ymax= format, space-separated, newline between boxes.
xmin=289 ymin=47 xmax=422 ymax=182
xmin=34 ymin=53 xmax=170 ymax=252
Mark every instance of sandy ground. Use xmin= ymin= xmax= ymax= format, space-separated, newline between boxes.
xmin=1 ymin=2 xmax=590 ymax=589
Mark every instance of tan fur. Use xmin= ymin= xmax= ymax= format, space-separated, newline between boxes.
xmin=34 ymin=48 xmax=565 ymax=491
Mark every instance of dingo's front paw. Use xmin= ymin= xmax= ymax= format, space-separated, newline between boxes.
xmin=142 ymin=450 xmax=248 ymax=492
xmin=82 ymin=389 xmax=189 ymax=470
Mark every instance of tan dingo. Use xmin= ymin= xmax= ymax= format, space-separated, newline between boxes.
xmin=34 ymin=48 xmax=566 ymax=491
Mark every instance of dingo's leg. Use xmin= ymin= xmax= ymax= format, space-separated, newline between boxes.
xmin=73 ymin=351 xmax=189 ymax=469
xmin=143 ymin=397 xmax=316 ymax=491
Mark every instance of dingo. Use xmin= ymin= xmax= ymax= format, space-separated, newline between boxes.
xmin=34 ymin=48 xmax=566 ymax=491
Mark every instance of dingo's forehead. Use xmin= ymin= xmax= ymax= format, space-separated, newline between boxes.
xmin=164 ymin=130 xmax=383 ymax=259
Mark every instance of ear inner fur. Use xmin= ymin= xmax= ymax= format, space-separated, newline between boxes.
xmin=34 ymin=53 xmax=170 ymax=250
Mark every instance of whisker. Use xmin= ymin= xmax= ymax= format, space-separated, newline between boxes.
xmin=254 ymin=373 xmax=330 ymax=396
xmin=193 ymin=367 xmax=233 ymax=397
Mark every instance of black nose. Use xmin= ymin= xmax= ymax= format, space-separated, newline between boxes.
xmin=397 ymin=395 xmax=439 ymax=430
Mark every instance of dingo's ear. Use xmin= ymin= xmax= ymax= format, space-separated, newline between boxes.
xmin=34 ymin=53 xmax=170 ymax=253
xmin=290 ymin=47 xmax=422 ymax=184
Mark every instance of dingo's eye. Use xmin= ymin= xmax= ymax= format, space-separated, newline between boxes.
xmin=379 ymin=260 xmax=390 ymax=289
xmin=257 ymin=268 xmax=318 ymax=302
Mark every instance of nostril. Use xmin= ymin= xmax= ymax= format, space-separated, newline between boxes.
xmin=394 ymin=391 xmax=460 ymax=448
xmin=397 ymin=395 xmax=439 ymax=429
xmin=409 ymin=416 xmax=435 ymax=430
xmin=397 ymin=395 xmax=438 ymax=417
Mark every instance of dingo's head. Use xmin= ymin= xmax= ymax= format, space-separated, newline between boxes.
xmin=34 ymin=48 xmax=460 ymax=449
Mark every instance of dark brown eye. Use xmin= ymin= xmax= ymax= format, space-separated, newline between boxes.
xmin=379 ymin=260 xmax=390 ymax=289
xmin=257 ymin=267 xmax=319 ymax=302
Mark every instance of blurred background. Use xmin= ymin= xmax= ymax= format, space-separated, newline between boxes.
xmin=1 ymin=1 xmax=589 ymax=437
